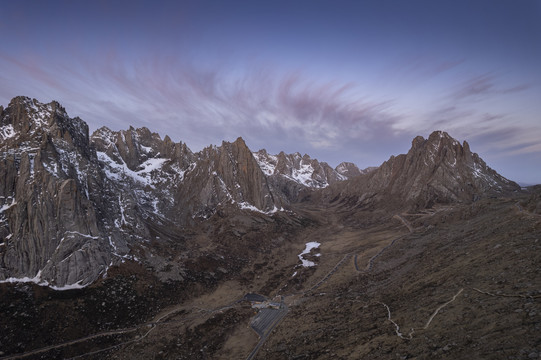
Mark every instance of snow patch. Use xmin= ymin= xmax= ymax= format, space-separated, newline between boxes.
xmin=117 ymin=196 xmax=128 ymax=227
xmin=0 ymin=271 xmax=45 ymax=286
xmin=171 ymin=164 xmax=189 ymax=181
xmin=0 ymin=124 xmax=16 ymax=140
xmin=216 ymin=174 xmax=234 ymax=202
xmin=64 ymin=231 xmax=98 ymax=239
xmin=298 ymin=241 xmax=321 ymax=267
xmin=238 ymin=202 xmax=284 ymax=215
xmin=0 ymin=270 xmax=86 ymax=291
xmin=41 ymin=161 xmax=58 ymax=176
xmin=288 ymin=162 xmax=319 ymax=187
xmin=471 ymin=162 xmax=498 ymax=186
xmin=49 ymin=281 xmax=86 ymax=291
xmin=97 ymin=151 xmax=167 ymax=187
xmin=140 ymin=145 xmax=152 ymax=153
xmin=0 ymin=199 xmax=17 ymax=214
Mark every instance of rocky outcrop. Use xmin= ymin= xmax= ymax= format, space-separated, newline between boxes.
xmin=520 ymin=185 xmax=541 ymax=214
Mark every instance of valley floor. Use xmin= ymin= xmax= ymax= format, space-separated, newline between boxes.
xmin=1 ymin=197 xmax=540 ymax=359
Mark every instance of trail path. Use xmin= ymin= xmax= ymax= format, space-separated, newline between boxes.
xmin=393 ymin=214 xmax=413 ymax=232
xmin=379 ymin=285 xmax=541 ymax=341
xmin=380 ymin=288 xmax=464 ymax=340
xmin=355 ymin=235 xmax=404 ymax=272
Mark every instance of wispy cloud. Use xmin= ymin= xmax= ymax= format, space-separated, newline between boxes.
xmin=1 ymin=52 xmax=539 ymax=169
xmin=451 ymin=73 xmax=531 ymax=101
xmin=0 ymin=52 xmax=404 ymax=153
xmin=386 ymin=68 xmax=541 ymax=160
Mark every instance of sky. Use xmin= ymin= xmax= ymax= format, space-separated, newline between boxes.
xmin=1 ymin=0 xmax=540 ymax=184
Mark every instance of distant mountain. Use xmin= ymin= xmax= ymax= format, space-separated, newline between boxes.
xmin=252 ymin=150 xmax=367 ymax=201
xmin=336 ymin=161 xmax=375 ymax=177
xmin=324 ymin=130 xmax=520 ymax=210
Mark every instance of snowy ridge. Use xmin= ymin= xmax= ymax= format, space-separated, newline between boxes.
xmin=470 ymin=161 xmax=510 ymax=189
xmin=27 ymin=98 xmax=53 ymax=128
xmin=253 ymin=149 xmax=359 ymax=189
xmin=285 ymin=161 xmax=326 ymax=188
xmin=0 ymin=269 xmax=87 ymax=291
xmin=335 ymin=163 xmax=348 ymax=173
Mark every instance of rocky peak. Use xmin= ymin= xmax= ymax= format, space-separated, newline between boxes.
xmin=411 ymin=135 xmax=425 ymax=149
xmin=91 ymin=126 xmax=195 ymax=175
xmin=1 ymin=97 xmax=90 ymax=157
xmin=182 ymin=137 xmax=279 ymax=215
xmin=327 ymin=130 xmax=520 ymax=210
xmin=335 ymin=162 xmax=362 ymax=178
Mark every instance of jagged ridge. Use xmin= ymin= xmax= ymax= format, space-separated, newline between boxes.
xmin=0 ymin=97 xmax=520 ymax=289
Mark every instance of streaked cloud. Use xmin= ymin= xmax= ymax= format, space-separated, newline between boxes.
xmin=0 ymin=51 xmax=539 ymax=182
xmin=451 ymin=73 xmax=531 ymax=101
xmin=0 ymin=52 xmax=403 ymax=154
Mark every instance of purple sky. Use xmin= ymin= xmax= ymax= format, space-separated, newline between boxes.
xmin=1 ymin=0 xmax=540 ymax=184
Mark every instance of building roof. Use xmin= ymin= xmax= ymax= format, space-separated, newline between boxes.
xmin=244 ymin=293 xmax=267 ymax=302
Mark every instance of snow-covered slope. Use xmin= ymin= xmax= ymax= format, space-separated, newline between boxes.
xmin=253 ymin=149 xmax=361 ymax=189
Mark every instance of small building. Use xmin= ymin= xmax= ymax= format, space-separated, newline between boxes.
xmin=268 ymin=302 xmax=281 ymax=309
xmin=244 ymin=293 xmax=267 ymax=303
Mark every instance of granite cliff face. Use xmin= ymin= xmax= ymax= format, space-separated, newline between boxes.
xmin=175 ymin=138 xmax=279 ymax=220
xmin=0 ymin=97 xmax=111 ymax=288
xmin=92 ymin=128 xmax=280 ymax=223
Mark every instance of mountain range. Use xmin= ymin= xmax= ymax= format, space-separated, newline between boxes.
xmin=0 ymin=96 xmax=538 ymax=360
